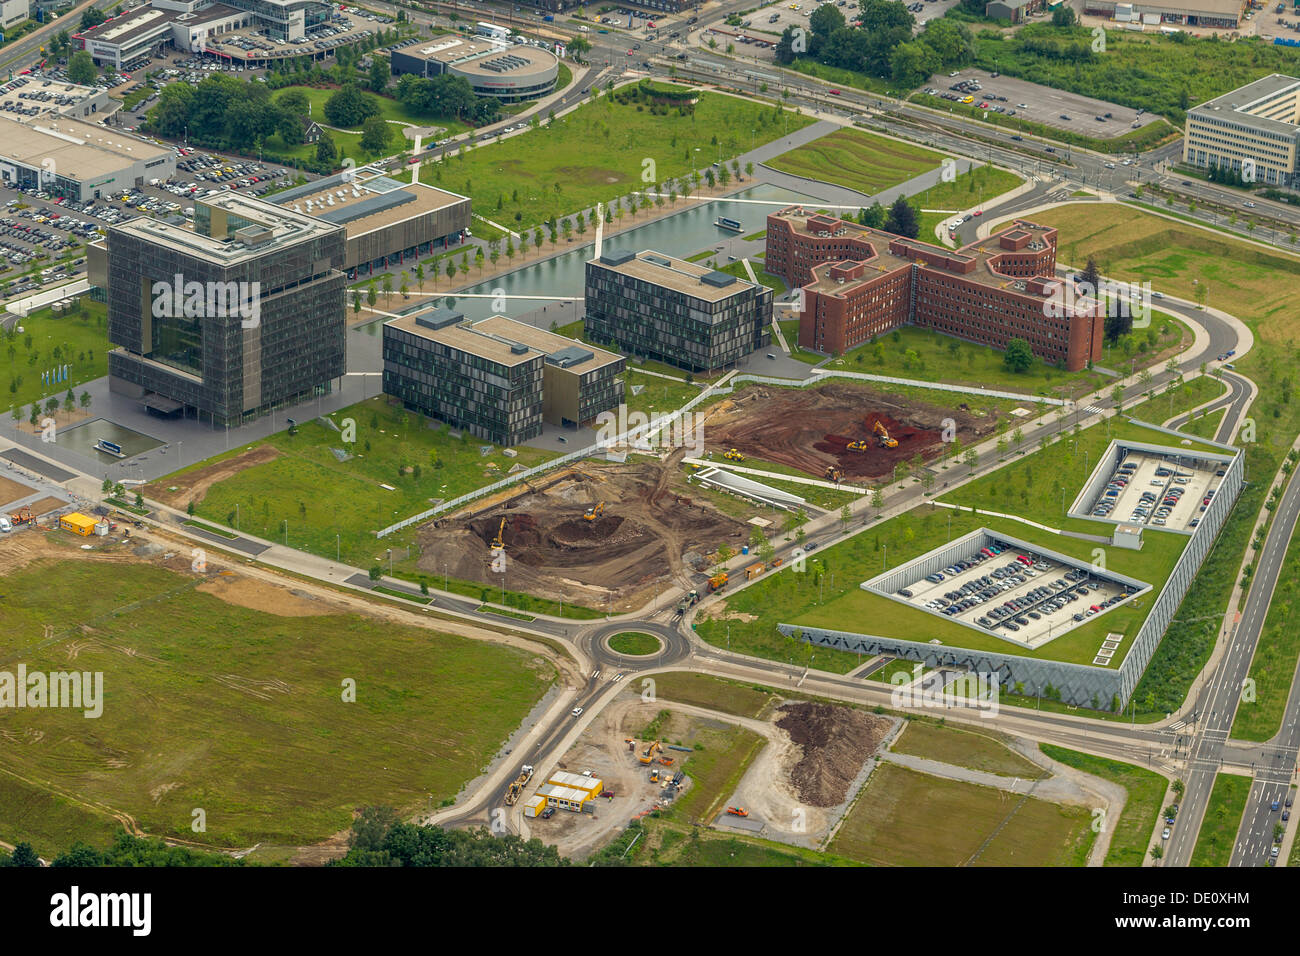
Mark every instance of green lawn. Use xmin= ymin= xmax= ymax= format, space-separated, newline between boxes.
xmin=0 ymin=557 xmax=554 ymax=851
xmin=274 ymin=84 xmax=472 ymax=138
xmin=766 ymin=127 xmax=942 ymax=198
xmin=665 ymin=722 xmax=766 ymax=825
xmin=1 ymin=301 xmax=109 ymax=418
xmin=821 ymin=319 xmax=1187 ymax=401
xmin=1190 ymin=773 xmax=1251 ymax=867
xmin=1232 ymin=511 xmax=1300 ymax=742
xmin=421 ymin=82 xmax=812 ymax=229
xmin=908 ymin=163 xmax=1023 ymax=212
xmin=1039 ymin=745 xmax=1168 ymax=866
xmin=719 ymin=260 xmax=788 ymax=297
xmin=700 ymin=416 xmax=1200 ymax=675
xmin=624 ymin=370 xmax=701 ymax=420
xmin=892 ymin=720 xmax=1046 ymax=779
xmin=149 ymin=395 xmax=557 ymax=578
xmin=867 ymin=658 xmax=929 ymax=684
xmin=829 ymin=763 xmax=1095 ymax=866
xmin=1180 ymin=406 xmax=1225 ymax=440
xmin=608 ymin=631 xmax=662 ymax=655
xmin=639 ymin=672 xmax=776 ymax=720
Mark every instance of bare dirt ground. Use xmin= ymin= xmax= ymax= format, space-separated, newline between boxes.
xmin=702 ymin=382 xmax=998 ymax=483
xmin=416 ymin=452 xmax=750 ymax=610
xmin=195 ymin=573 xmax=334 ymax=617
xmin=145 ymin=444 xmax=281 ymax=509
xmin=25 ymin=496 xmax=69 ymax=518
xmin=0 ymin=476 xmax=34 ymax=508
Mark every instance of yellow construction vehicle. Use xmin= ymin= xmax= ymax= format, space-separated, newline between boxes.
xmin=846 ymin=439 xmax=870 ymax=452
xmin=707 ymin=571 xmax=728 ymax=593
xmin=583 ymin=502 xmax=605 ymax=521
xmin=638 ymin=740 xmax=662 ymax=765
xmin=873 ymin=421 xmax=898 ymax=448
xmin=825 ymin=465 xmax=843 ymax=482
xmin=723 ymin=448 xmax=745 ymax=462
xmin=490 ymin=516 xmax=507 ymax=551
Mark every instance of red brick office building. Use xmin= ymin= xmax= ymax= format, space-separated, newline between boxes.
xmin=765 ymin=207 xmax=1103 ymax=371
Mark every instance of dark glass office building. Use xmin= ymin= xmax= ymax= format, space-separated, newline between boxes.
xmin=106 ymin=195 xmax=347 ymax=426
xmin=584 ymin=250 xmax=772 ymax=373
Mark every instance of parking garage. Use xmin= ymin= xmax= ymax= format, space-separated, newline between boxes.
xmin=1072 ymin=440 xmax=1232 ymax=534
xmin=864 ymin=529 xmax=1150 ymax=651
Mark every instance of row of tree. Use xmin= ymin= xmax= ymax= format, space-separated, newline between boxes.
xmin=333 ymin=807 xmax=567 ymax=866
xmin=774 ymin=0 xmax=975 ymax=88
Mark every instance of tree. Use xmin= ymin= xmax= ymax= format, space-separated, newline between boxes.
xmin=1052 ymin=4 xmax=1077 ymax=25
xmin=360 ymin=115 xmax=391 ymax=154
xmin=68 ymin=51 xmax=97 ymax=86
xmin=883 ymin=195 xmax=919 ymax=238
xmin=368 ymin=55 xmax=390 ymax=94
xmin=1003 ymin=337 xmax=1034 ymax=373
xmin=7 ymin=842 xmax=40 ymax=867
xmin=325 ymin=84 xmax=380 ymax=127
xmin=315 ymin=132 xmax=338 ymax=165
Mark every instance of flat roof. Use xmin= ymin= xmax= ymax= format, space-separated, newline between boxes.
xmin=78 ymin=6 xmax=176 ymax=47
xmin=474 ymin=316 xmax=623 ymax=376
xmin=536 ymin=784 xmax=591 ymax=802
xmin=112 ymin=192 xmax=341 ymax=264
xmin=1189 ymin=73 xmax=1300 ymax=137
xmin=0 ymin=77 xmax=106 ymax=120
xmin=1123 ymin=0 xmax=1243 ymax=15
xmin=591 ymin=249 xmax=759 ymax=303
xmin=385 ymin=311 xmax=544 ymax=367
xmin=775 ymin=207 xmax=1073 ymax=302
xmin=277 ymin=176 xmax=468 ymax=238
xmin=0 ymin=116 xmax=171 ymax=181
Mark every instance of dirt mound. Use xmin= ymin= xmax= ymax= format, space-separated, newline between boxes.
xmin=775 ymin=701 xmax=892 ymax=808
xmin=415 ymin=457 xmax=749 ymax=610
xmin=704 ymin=382 xmax=995 ymax=483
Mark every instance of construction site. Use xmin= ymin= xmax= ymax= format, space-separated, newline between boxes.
xmin=415 ymin=452 xmax=752 ymax=611
xmin=702 ymin=382 xmax=1001 ymax=483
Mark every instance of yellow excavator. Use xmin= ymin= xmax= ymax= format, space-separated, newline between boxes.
xmin=584 ymin=502 xmax=605 ymax=521
xmin=490 ymin=516 xmax=507 ymax=551
xmin=874 ymin=420 xmax=898 ymax=448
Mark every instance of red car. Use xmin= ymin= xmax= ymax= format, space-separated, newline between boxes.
xmin=828 ymin=89 xmax=841 ymax=95
xmin=407 ymin=156 xmax=420 ymax=165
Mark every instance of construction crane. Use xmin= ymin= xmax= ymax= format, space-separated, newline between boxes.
xmin=583 ymin=502 xmax=605 ymax=521
xmin=873 ymin=421 xmax=898 ymax=448
xmin=490 ymin=516 xmax=507 ymax=551
xmin=723 ymin=448 xmax=745 ymax=462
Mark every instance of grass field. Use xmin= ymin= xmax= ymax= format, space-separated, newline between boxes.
xmin=766 ymin=127 xmax=942 ymax=198
xmin=667 ymin=723 xmax=766 ymax=824
xmin=1190 ymin=773 xmax=1251 ymax=867
xmin=640 ymin=672 xmax=776 ymax=720
xmin=1025 ymin=202 xmax=1300 ymax=717
xmin=699 ymin=414 xmax=1202 ymax=675
xmin=1 ymin=302 xmax=109 ymax=417
xmin=607 ymin=631 xmax=662 ymax=655
xmin=1023 ymin=203 xmax=1300 ymax=349
xmin=1039 ymin=745 xmax=1168 ymax=866
xmin=829 ymin=763 xmax=1095 ymax=866
xmin=908 ymin=163 xmax=1023 ymax=212
xmin=0 ymin=557 xmax=554 ymax=852
xmin=867 ymin=658 xmax=929 ymax=685
xmin=1180 ymin=406 xmax=1225 ymax=440
xmin=624 ymin=370 xmax=701 ymax=420
xmin=597 ymin=817 xmax=859 ymax=866
xmin=1231 ymin=512 xmax=1300 ymax=742
xmin=892 ymin=720 xmax=1046 ymax=779
xmin=423 ymin=83 xmax=812 ymax=229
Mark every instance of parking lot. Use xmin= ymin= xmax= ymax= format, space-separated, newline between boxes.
xmin=1081 ymin=449 xmax=1227 ymax=534
xmin=881 ymin=535 xmax=1147 ymax=651
xmin=922 ymin=68 xmax=1161 ymax=140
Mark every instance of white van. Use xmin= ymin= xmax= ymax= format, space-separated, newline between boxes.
xmin=0 ymin=515 xmax=12 ymax=533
